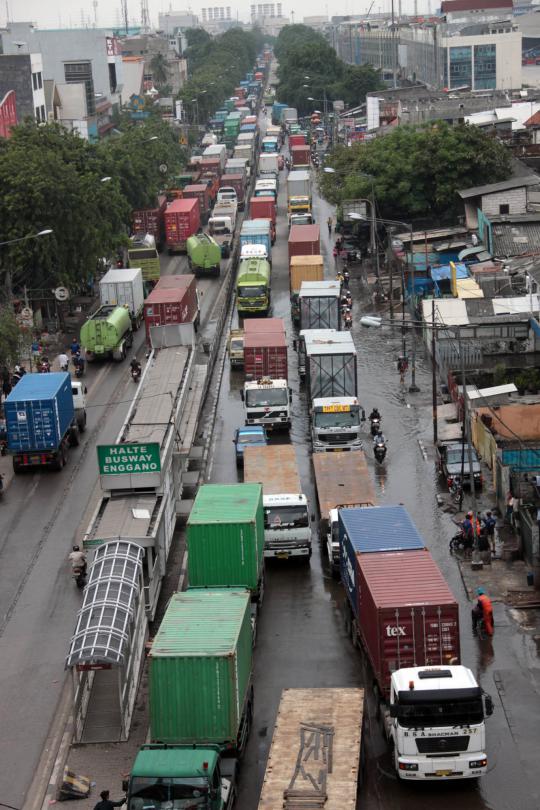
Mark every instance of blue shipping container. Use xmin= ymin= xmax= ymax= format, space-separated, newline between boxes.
xmin=5 ymin=372 xmax=74 ymax=452
xmin=240 ymin=220 xmax=271 ymax=255
xmin=340 ymin=505 xmax=426 ymax=555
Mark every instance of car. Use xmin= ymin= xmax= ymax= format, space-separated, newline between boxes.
xmin=437 ymin=440 xmax=483 ymax=489
xmin=234 ymin=425 xmax=267 ymax=466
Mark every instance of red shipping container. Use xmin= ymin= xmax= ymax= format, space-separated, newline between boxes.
xmin=351 ymin=550 xmax=460 ymax=697
xmin=289 ymin=134 xmax=307 ymax=147
xmin=250 ymin=196 xmax=276 ymax=224
xmin=244 ymin=317 xmax=285 ymax=335
xmin=224 ymin=174 xmax=246 ymax=209
xmin=165 ymin=198 xmax=200 ymax=252
xmin=244 ymin=331 xmax=288 ymax=381
xmin=244 ymin=116 xmax=257 ymax=125
xmin=200 ymin=158 xmax=222 ymax=178
xmin=288 ymin=224 xmax=320 ymax=258
xmin=291 ymin=145 xmax=311 ymax=167
xmin=183 ymin=184 xmax=211 ymax=220
xmin=132 ymin=195 xmax=167 ymax=250
xmin=144 ymin=275 xmax=198 ymax=344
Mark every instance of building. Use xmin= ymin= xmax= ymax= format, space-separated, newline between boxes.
xmin=303 ymin=15 xmax=329 ymax=29
xmin=0 ymin=52 xmax=46 ymax=124
xmin=440 ymin=0 xmax=514 ymax=24
xmin=458 ymin=175 xmax=540 ymax=228
xmin=201 ymin=7 xmax=232 ymax=22
xmin=0 ymin=89 xmax=17 ymax=137
xmin=158 ymin=10 xmax=199 ymax=34
xmin=0 ymin=22 xmax=123 ymax=136
xmin=251 ymin=3 xmax=283 ymax=17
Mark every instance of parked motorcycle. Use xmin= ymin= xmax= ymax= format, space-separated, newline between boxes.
xmin=449 ymin=530 xmax=473 ymax=555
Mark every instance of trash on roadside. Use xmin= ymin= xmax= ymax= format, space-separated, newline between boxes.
xmin=57 ymin=767 xmax=91 ymax=801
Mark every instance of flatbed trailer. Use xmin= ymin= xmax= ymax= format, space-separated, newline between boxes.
xmin=258 ymin=688 xmax=364 ymax=810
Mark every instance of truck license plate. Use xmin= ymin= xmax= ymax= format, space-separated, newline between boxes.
xmin=276 ymin=552 xmax=289 ymax=559
xmin=333 ymin=448 xmax=344 ymax=452
xmin=435 ymin=770 xmax=453 ymax=777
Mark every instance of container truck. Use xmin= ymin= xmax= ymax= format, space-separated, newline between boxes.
xmin=217 ymin=186 xmax=238 ymax=205
xmin=282 ymin=107 xmax=298 ymax=126
xmin=208 ymin=211 xmax=235 ymax=258
xmin=287 ymin=170 xmax=311 ymax=201
xmin=80 ymin=304 xmax=133 ymax=362
xmin=225 ymin=158 xmax=250 ymax=180
xmin=299 ymin=280 xmax=341 ymax=331
xmin=239 ymin=220 xmax=272 ymax=258
xmin=254 ymin=179 xmax=277 ymax=201
xmin=124 ymin=591 xmax=253 ymax=810
xmin=5 ymin=372 xmax=85 ymax=472
xmin=289 ymin=255 xmax=324 ymax=325
xmin=229 ymin=328 xmax=245 ymax=368
xmin=99 ymin=267 xmax=145 ymax=329
xmin=300 ymin=330 xmax=357 ymax=398
xmin=258 ymin=689 xmax=364 ymax=810
xmin=131 ymin=195 xmax=167 ymax=252
xmin=289 ymin=133 xmax=306 ymax=147
xmin=203 ymin=143 xmax=227 ymax=171
xmin=223 ymin=173 xmax=246 ymax=210
xmin=340 ymin=535 xmax=493 ymax=780
xmin=291 ymin=144 xmax=311 ymax=168
xmin=187 ymin=232 xmax=222 ymax=276
xmin=144 ymin=275 xmax=200 ymax=346
xmin=313 ymin=452 xmax=374 ymax=572
xmin=244 ymin=445 xmax=311 ymax=560
xmin=261 ymin=136 xmax=279 ymax=153
xmin=272 ymin=102 xmax=287 ymax=125
xmin=234 ymin=145 xmax=253 ymax=166
xmin=242 ymin=377 xmax=291 ymax=430
xmin=243 ymin=328 xmax=287 ymax=380
xmin=165 ymin=198 xmax=201 ymax=253
xmin=289 ymin=224 xmax=320 ymax=259
xmin=236 ymin=258 xmax=271 ymax=315
xmin=258 ymin=153 xmax=279 ymax=177
xmin=250 ymin=196 xmax=276 ymax=225
xmin=183 ymin=183 xmax=212 ymax=223
xmin=127 ymin=235 xmax=160 ymax=287
xmin=311 ymin=396 xmax=364 ymax=453
xmin=187 ymin=483 xmax=265 ymax=601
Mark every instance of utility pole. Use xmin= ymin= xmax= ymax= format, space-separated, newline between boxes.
xmin=457 ymin=327 xmax=482 ymax=568
xmin=432 ymin=298 xmax=437 ymax=444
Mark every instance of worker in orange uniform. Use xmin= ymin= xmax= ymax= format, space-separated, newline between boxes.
xmin=472 ymin=587 xmax=494 ymax=636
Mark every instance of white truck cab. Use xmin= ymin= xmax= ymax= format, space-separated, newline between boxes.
xmin=243 ymin=377 xmax=291 ymax=430
xmin=263 ymin=493 xmax=311 ymax=559
xmin=386 ymin=665 xmax=493 ymax=780
xmin=240 ymin=243 xmax=269 ymax=262
xmin=71 ymin=380 xmax=87 ymax=432
xmin=217 ymin=187 xmax=238 ymax=204
xmin=311 ymin=396 xmax=364 ymax=451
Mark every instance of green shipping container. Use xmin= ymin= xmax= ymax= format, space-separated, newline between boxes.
xmin=187 ymin=483 xmax=264 ymax=590
xmin=149 ymin=589 xmax=252 ymax=746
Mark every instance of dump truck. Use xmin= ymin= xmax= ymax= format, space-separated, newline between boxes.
xmin=187 ymin=232 xmax=222 ymax=276
xmin=80 ymin=304 xmax=133 ymax=362
xmin=244 ymin=444 xmax=311 ymax=561
xmin=258 ymin=689 xmax=364 ymax=810
xmin=5 ymin=372 xmax=86 ymax=473
xmin=313 ymin=451 xmax=375 ymax=573
xmin=124 ymin=590 xmax=254 ymax=810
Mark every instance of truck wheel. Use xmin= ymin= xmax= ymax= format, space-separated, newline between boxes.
xmin=69 ymin=425 xmax=80 ymax=447
xmin=13 ymin=459 xmax=22 ymax=474
xmin=78 ymin=412 xmax=87 ymax=432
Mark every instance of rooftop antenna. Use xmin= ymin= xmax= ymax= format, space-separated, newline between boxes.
xmin=93 ymin=0 xmax=98 ymax=25
xmin=141 ymin=0 xmax=150 ymax=30
xmin=413 ymin=0 xmax=418 ymax=17
xmin=121 ymin=0 xmax=129 ymax=33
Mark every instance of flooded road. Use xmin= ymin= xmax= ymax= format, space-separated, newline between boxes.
xmin=207 ymin=132 xmax=540 ymax=810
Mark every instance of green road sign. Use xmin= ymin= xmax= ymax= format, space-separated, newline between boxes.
xmin=97 ymin=443 xmax=161 ymax=475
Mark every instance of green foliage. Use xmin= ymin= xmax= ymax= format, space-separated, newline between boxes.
xmin=150 ymin=53 xmax=169 ymax=89
xmin=0 ymin=307 xmax=23 ymax=369
xmin=0 ymin=118 xmax=186 ymax=294
xmin=319 ymin=123 xmax=512 ymax=221
xmin=492 ymin=363 xmax=507 ymax=386
xmin=274 ymin=24 xmax=383 ymax=115
xmin=178 ymin=27 xmax=265 ymax=123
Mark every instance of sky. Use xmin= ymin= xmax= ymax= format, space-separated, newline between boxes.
xmin=4 ymin=0 xmax=422 ymax=32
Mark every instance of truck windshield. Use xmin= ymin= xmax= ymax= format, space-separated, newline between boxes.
xmin=394 ymin=697 xmax=485 ymax=728
xmin=265 ymin=505 xmax=309 ymax=529
xmin=246 ymin=388 xmax=288 ymax=407
xmin=313 ymin=408 xmax=360 ymax=428
xmin=211 ymin=223 xmax=230 ymax=235
xmin=238 ymin=285 xmax=266 ymax=299
xmin=129 ymin=776 xmax=209 ymax=810
xmin=230 ymin=339 xmax=244 ymax=351
xmin=129 ymin=249 xmax=158 ymax=260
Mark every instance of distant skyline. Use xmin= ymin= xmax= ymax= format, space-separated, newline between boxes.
xmin=5 ymin=0 xmax=428 ymax=32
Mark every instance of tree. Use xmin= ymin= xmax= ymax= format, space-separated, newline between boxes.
xmin=319 ymin=123 xmax=512 ymax=222
xmin=0 ymin=307 xmax=23 ymax=369
xmin=150 ymin=53 xmax=169 ymax=89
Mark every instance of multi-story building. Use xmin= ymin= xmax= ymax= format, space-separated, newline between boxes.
xmin=158 ymin=10 xmax=199 ymax=34
xmin=0 ymin=52 xmax=46 ymax=125
xmin=201 ymin=7 xmax=232 ymax=21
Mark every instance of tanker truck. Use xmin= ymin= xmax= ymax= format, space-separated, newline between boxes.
xmin=80 ymin=305 xmax=133 ymax=362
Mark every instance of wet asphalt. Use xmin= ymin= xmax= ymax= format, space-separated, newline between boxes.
xmin=208 ymin=130 xmax=540 ymax=810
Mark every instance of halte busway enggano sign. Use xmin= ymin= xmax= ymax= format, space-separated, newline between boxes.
xmin=97 ymin=443 xmax=161 ymax=475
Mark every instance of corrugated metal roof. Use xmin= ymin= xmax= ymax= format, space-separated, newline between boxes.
xmin=492 ymin=221 xmax=540 ymax=257
xmin=474 ymin=403 xmax=540 ymax=440
xmin=456 ymin=278 xmax=484 ymax=299
xmin=422 ymin=298 xmax=469 ymax=326
xmin=458 ymin=175 xmax=539 ymax=199
xmin=150 ymin=590 xmax=249 ymax=656
xmin=340 ymin=506 xmax=425 ymax=553
xmin=360 ymin=550 xmax=457 ymax=609
xmin=467 ymin=383 xmax=517 ymax=400
xmin=86 ymin=495 xmax=160 ymax=542
xmin=492 ymin=294 xmax=540 ymax=314
xmin=188 ymin=483 xmax=262 ymax=524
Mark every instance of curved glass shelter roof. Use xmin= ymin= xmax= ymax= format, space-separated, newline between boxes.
xmin=66 ymin=541 xmax=144 ymax=668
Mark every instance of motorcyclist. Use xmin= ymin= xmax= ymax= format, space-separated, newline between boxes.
xmin=73 ymin=352 xmax=85 ymax=374
xmin=373 ymin=429 xmax=386 ymax=446
xmin=70 ymin=337 xmax=80 ymax=356
xmin=471 ymin=587 xmax=494 ymax=636
xmin=369 ymin=408 xmax=381 ymax=422
xmin=68 ymin=545 xmax=87 ymax=576
xmin=58 ymin=351 xmax=69 ymax=372
xmin=130 ymin=357 xmax=141 ymax=375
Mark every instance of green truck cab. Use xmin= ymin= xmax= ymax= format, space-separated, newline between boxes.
xmin=128 ymin=236 xmax=160 ymax=290
xmin=80 ymin=305 xmax=133 ymax=362
xmin=124 ymin=745 xmax=237 ymax=810
xmin=187 ymin=233 xmax=222 ymax=276
xmin=236 ymin=259 xmax=271 ymax=315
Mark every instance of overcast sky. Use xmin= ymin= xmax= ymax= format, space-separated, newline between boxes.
xmin=5 ymin=0 xmax=421 ymax=32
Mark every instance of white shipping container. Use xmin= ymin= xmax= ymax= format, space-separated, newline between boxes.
xmin=99 ymin=267 xmax=145 ymax=318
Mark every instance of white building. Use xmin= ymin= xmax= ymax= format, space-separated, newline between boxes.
xmin=158 ymin=10 xmax=199 ymax=33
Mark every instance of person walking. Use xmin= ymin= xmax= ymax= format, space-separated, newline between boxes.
xmin=482 ymin=511 xmax=497 ymax=555
xmin=471 ymin=587 xmax=494 ymax=637
xmin=93 ymin=790 xmax=126 ymax=810
xmin=327 ymin=216 xmax=333 ymax=236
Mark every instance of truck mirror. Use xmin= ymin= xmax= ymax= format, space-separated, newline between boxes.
xmin=121 ymin=779 xmax=129 ymax=792
xmin=289 ymin=389 xmax=292 ymax=403
xmin=484 ymin=694 xmax=494 ymax=716
xmin=240 ymin=390 xmax=245 ymax=402
xmin=389 ymin=704 xmax=398 ymax=718
xmin=292 ymin=339 xmax=297 ymax=352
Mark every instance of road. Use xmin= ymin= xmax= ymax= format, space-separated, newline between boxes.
xmin=0 ymin=250 xmax=226 ymax=809
xmin=208 ymin=139 xmax=540 ymax=809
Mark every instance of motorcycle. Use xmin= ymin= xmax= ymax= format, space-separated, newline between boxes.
xmin=72 ymin=564 xmax=87 ymax=589
xmin=449 ymin=531 xmax=472 ymax=555
xmin=131 ymin=364 xmax=142 ymax=383
xmin=373 ymin=436 xmax=387 ymax=463
xmin=449 ymin=477 xmax=463 ymax=504
xmin=74 ymin=357 xmax=85 ymax=378
xmin=342 ymin=306 xmax=352 ymax=329
xmin=370 ymin=415 xmax=381 ymax=436
xmin=342 ymin=269 xmax=350 ymax=289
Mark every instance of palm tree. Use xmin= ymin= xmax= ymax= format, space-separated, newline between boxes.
xmin=150 ymin=53 xmax=169 ymax=89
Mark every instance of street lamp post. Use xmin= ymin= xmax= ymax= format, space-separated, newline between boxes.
xmin=0 ymin=228 xmax=53 ymax=299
